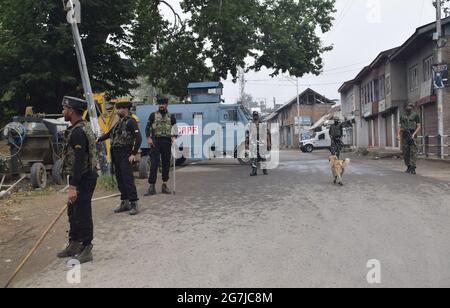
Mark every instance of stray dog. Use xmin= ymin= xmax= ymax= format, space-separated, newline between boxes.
xmin=329 ymin=155 xmax=350 ymax=186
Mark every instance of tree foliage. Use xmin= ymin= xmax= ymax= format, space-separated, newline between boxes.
xmin=0 ymin=0 xmax=336 ymax=120
xmin=0 ymin=0 xmax=137 ymax=122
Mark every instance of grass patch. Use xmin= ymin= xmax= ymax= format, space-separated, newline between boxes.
xmin=96 ymin=174 xmax=117 ymax=191
xmin=354 ymin=147 xmax=370 ymax=156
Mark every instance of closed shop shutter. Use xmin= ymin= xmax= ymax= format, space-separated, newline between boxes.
xmin=423 ymin=102 xmax=438 ymax=156
xmin=386 ymin=114 xmax=393 ymax=147
xmin=374 ymin=118 xmax=379 ymax=147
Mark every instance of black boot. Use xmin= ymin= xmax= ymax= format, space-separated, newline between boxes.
xmin=405 ymin=166 xmax=411 ymax=173
xmin=263 ymin=169 xmax=268 ymax=175
xmin=410 ymin=166 xmax=417 ymax=175
xmin=57 ymin=241 xmax=83 ymax=258
xmin=144 ymin=184 xmax=156 ymax=196
xmin=114 ymin=200 xmax=130 ymax=213
xmin=250 ymin=167 xmax=257 ymax=176
xmin=162 ymin=183 xmax=171 ymax=195
xmin=75 ymin=245 xmax=93 ymax=264
xmin=129 ymin=201 xmax=139 ymax=216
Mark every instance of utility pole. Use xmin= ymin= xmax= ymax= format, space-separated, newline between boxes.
xmin=296 ymin=77 xmax=301 ymax=144
xmin=239 ymin=68 xmax=247 ymax=108
xmin=285 ymin=76 xmax=301 ymax=146
xmin=436 ymin=0 xmax=445 ymax=159
xmin=64 ymin=0 xmax=109 ymax=172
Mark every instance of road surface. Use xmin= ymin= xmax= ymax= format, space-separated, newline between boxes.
xmin=9 ymin=151 xmax=450 ymax=288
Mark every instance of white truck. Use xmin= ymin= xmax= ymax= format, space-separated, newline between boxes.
xmin=300 ymin=127 xmax=352 ymax=153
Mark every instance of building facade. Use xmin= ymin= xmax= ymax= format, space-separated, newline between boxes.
xmin=340 ymin=18 xmax=450 ymax=158
xmin=267 ymin=88 xmax=335 ymax=148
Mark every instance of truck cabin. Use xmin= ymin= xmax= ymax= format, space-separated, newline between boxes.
xmin=187 ymin=82 xmax=224 ymax=104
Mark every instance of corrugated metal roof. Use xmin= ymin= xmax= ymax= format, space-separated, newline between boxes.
xmin=188 ymin=82 xmax=223 ymax=89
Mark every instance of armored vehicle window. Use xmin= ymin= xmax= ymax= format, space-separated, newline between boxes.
xmin=226 ymin=110 xmax=238 ymax=122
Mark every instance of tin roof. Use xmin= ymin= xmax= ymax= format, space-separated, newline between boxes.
xmin=187 ymin=82 xmax=223 ymax=89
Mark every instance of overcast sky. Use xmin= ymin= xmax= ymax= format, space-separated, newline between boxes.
xmin=163 ymin=0 xmax=437 ymax=106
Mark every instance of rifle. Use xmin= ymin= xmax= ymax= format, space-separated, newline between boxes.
xmin=402 ymin=130 xmax=417 ymax=146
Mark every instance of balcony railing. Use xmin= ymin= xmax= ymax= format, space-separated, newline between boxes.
xmin=417 ymin=135 xmax=450 ymax=159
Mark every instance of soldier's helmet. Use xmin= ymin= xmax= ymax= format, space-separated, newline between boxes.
xmin=62 ymin=96 xmax=87 ymax=112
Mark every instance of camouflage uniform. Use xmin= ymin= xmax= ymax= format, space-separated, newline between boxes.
xmin=329 ymin=122 xmax=344 ymax=158
xmin=99 ymin=114 xmax=142 ymax=212
xmin=400 ymin=112 xmax=421 ymax=168
xmin=145 ymin=110 xmax=177 ymax=189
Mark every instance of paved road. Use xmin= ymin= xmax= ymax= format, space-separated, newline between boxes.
xmin=16 ymin=151 xmax=450 ymax=287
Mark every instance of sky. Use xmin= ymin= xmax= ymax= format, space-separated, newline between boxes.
xmin=162 ymin=0 xmax=437 ymax=107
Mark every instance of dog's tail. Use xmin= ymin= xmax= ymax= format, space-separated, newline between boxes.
xmin=342 ymin=158 xmax=351 ymax=168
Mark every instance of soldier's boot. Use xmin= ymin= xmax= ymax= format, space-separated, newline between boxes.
xmin=57 ymin=241 xmax=83 ymax=258
xmin=250 ymin=167 xmax=258 ymax=176
xmin=410 ymin=166 xmax=417 ymax=175
xmin=114 ymin=200 xmax=130 ymax=213
xmin=263 ymin=169 xmax=268 ymax=175
xmin=75 ymin=244 xmax=93 ymax=264
xmin=144 ymin=184 xmax=157 ymax=196
xmin=162 ymin=183 xmax=171 ymax=195
xmin=405 ymin=166 xmax=411 ymax=173
xmin=129 ymin=201 xmax=139 ymax=216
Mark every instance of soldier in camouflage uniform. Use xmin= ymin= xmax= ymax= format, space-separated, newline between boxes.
xmin=97 ymin=102 xmax=142 ymax=215
xmin=397 ymin=103 xmax=421 ymax=175
xmin=144 ymin=96 xmax=177 ymax=196
xmin=58 ymin=97 xmax=98 ymax=264
xmin=329 ymin=117 xmax=344 ymax=158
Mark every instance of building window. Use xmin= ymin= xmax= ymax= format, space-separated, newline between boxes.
xmin=409 ymin=65 xmax=419 ymax=91
xmin=379 ymin=75 xmax=386 ymax=100
xmin=226 ymin=110 xmax=238 ymax=122
xmin=386 ymin=75 xmax=391 ymax=95
xmin=424 ymin=56 xmax=434 ymax=81
xmin=173 ymin=113 xmax=183 ymax=120
xmin=374 ymin=79 xmax=379 ymax=101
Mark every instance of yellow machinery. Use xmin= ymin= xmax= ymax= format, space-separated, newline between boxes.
xmin=84 ymin=93 xmax=140 ymax=163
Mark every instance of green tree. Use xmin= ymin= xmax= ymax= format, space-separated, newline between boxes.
xmin=131 ymin=1 xmax=212 ymax=100
xmin=0 ymin=0 xmax=137 ymax=122
xmin=183 ymin=0 xmax=335 ymax=79
xmin=133 ymin=0 xmax=335 ymax=98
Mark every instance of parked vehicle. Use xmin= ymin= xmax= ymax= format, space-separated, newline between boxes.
xmin=300 ymin=127 xmax=352 ymax=153
xmin=135 ymin=82 xmax=252 ymax=178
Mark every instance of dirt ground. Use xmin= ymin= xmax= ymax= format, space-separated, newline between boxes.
xmin=0 ymin=183 xmax=126 ymax=287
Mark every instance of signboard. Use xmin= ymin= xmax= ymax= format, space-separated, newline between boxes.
xmin=178 ymin=125 xmax=200 ymax=136
xmin=433 ymin=64 xmax=449 ymax=89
